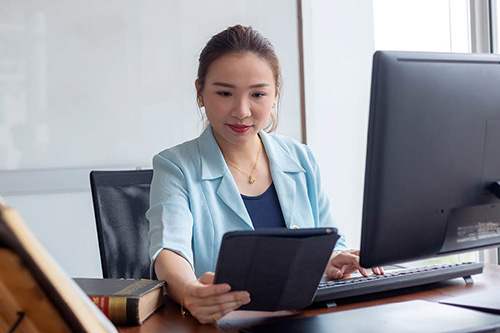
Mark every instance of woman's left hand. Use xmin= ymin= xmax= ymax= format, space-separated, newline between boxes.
xmin=324 ymin=249 xmax=384 ymax=279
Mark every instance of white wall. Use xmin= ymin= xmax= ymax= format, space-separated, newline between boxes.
xmin=302 ymin=0 xmax=375 ymax=248
xmin=0 ymin=0 xmax=301 ymax=277
xmin=1 ymin=0 xmax=378 ymax=277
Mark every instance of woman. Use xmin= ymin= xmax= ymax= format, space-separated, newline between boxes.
xmin=147 ymin=25 xmax=382 ymax=324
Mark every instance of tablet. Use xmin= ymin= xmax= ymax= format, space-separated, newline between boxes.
xmin=213 ymin=227 xmax=339 ymax=311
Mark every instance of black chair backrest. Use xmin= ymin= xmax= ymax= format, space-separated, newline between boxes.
xmin=90 ymin=170 xmax=153 ymax=279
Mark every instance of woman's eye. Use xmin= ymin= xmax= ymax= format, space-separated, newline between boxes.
xmin=253 ymin=93 xmax=266 ymax=98
xmin=217 ymin=92 xmax=231 ymax=97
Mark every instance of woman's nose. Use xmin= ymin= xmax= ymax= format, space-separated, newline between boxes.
xmin=231 ymin=97 xmax=251 ymax=119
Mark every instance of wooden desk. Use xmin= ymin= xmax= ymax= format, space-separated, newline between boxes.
xmin=117 ymin=264 xmax=500 ymax=332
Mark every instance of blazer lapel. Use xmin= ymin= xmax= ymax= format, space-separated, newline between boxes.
xmin=260 ymin=132 xmax=306 ymax=228
xmin=198 ymin=126 xmax=253 ymax=229
xmin=216 ymin=173 xmax=253 ymax=229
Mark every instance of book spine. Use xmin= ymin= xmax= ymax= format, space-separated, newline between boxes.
xmin=89 ymin=296 xmax=139 ymax=325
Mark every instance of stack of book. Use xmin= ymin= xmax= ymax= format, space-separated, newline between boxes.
xmin=74 ymin=278 xmax=165 ymax=325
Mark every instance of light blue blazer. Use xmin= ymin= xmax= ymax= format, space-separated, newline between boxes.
xmin=147 ymin=126 xmax=347 ymax=278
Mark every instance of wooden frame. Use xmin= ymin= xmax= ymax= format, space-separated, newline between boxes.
xmin=0 ymin=204 xmax=117 ymax=332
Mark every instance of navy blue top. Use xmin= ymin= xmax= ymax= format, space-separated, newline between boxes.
xmin=241 ymin=183 xmax=287 ymax=229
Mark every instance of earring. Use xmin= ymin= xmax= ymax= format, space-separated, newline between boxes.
xmin=198 ymin=99 xmax=204 ymax=108
xmin=272 ymin=102 xmax=276 ymax=109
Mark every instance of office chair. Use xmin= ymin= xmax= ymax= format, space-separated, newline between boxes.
xmin=90 ymin=169 xmax=153 ymax=279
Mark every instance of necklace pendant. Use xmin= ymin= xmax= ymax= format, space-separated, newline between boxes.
xmin=249 ymin=176 xmax=256 ymax=184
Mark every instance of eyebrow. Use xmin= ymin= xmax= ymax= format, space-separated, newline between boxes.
xmin=212 ymin=82 xmax=271 ymax=89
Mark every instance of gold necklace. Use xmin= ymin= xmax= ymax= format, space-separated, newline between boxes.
xmin=225 ymin=138 xmax=262 ymax=184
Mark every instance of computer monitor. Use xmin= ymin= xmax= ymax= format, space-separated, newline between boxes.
xmin=359 ymin=51 xmax=500 ymax=268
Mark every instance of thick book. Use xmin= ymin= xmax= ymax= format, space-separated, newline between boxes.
xmin=213 ymin=228 xmax=339 ymax=311
xmin=73 ymin=278 xmax=165 ymax=325
xmin=0 ymin=202 xmax=117 ymax=332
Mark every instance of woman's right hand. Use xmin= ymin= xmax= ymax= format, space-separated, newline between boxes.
xmin=182 ymin=272 xmax=251 ymax=324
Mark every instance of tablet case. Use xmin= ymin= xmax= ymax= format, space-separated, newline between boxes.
xmin=213 ymin=228 xmax=339 ymax=311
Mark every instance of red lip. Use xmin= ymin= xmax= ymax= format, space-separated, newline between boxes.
xmin=228 ymin=124 xmax=251 ymax=133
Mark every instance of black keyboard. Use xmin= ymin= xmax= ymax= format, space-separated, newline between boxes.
xmin=314 ymin=262 xmax=484 ymax=304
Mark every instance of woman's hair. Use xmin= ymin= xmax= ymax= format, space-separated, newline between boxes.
xmin=197 ymin=25 xmax=282 ymax=132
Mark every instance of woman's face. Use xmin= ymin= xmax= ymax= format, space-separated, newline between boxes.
xmin=197 ymin=52 xmax=277 ymax=148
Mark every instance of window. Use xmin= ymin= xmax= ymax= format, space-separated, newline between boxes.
xmin=372 ymin=0 xmax=477 ymax=266
xmin=373 ymin=0 xmax=470 ymax=53
xmin=492 ymin=0 xmax=500 ymax=53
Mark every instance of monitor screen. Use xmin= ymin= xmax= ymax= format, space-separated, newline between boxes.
xmin=359 ymin=51 xmax=500 ymax=268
